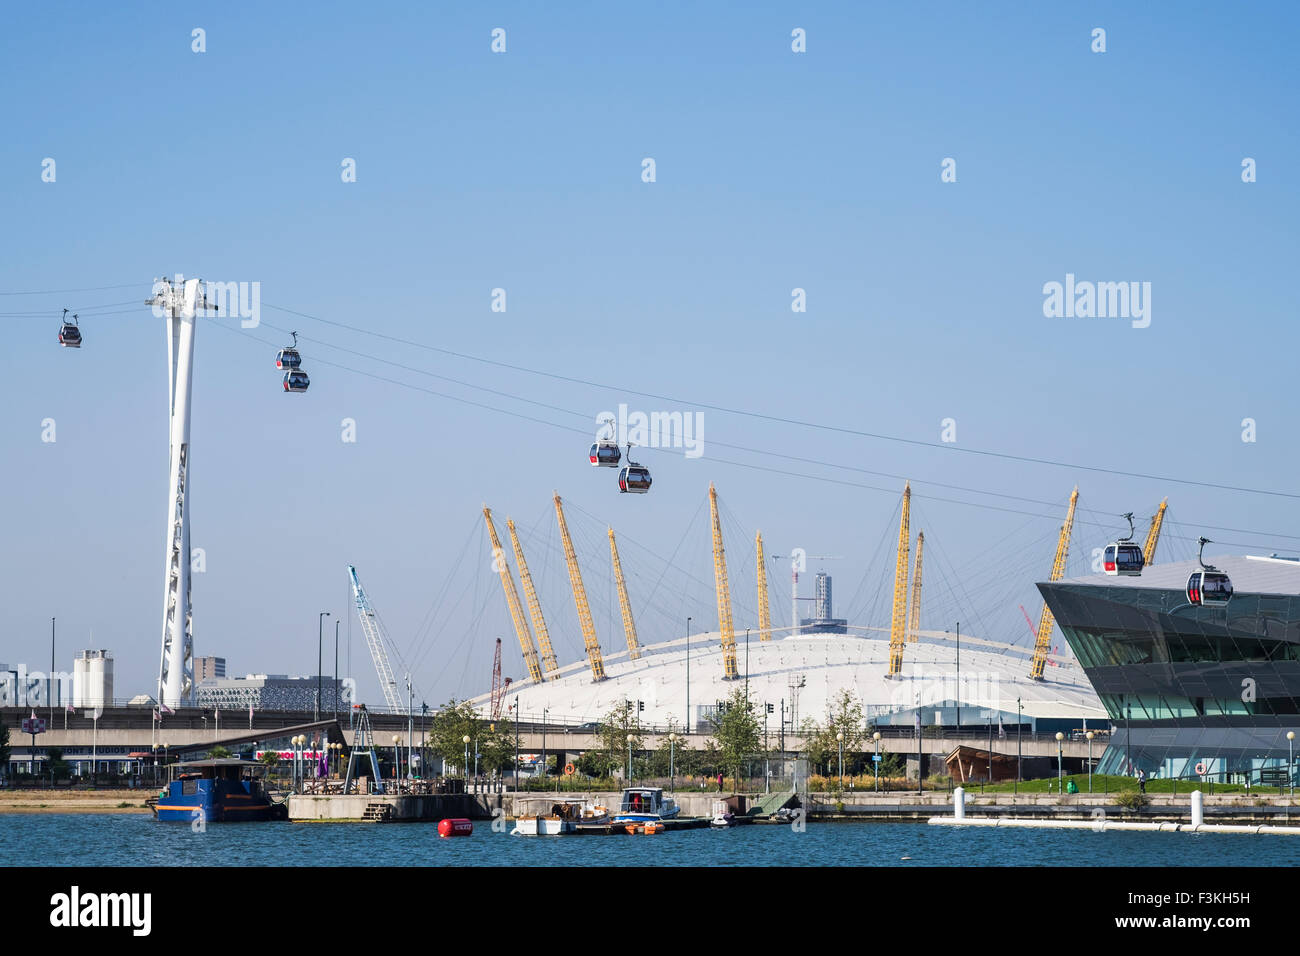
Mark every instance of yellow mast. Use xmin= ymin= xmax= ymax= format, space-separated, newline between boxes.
xmin=709 ymin=483 xmax=740 ymax=680
xmin=1143 ymin=498 xmax=1168 ymax=566
xmin=608 ymin=528 xmax=642 ymax=661
xmin=887 ymin=483 xmax=911 ymax=676
xmin=907 ymin=531 xmax=924 ymax=642
xmin=507 ymin=518 xmax=560 ymax=676
xmin=1029 ymin=486 xmax=1079 ymax=681
xmin=554 ymin=493 xmax=607 ymax=682
xmin=483 ymin=507 xmax=543 ymax=684
xmin=756 ymin=531 xmax=772 ymax=642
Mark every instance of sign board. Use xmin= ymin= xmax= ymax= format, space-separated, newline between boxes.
xmin=872 ymin=754 xmax=882 ymax=762
xmin=21 ymin=717 xmax=46 ymax=735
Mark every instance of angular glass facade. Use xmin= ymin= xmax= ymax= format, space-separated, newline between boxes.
xmin=1039 ymin=580 xmax=1300 ymax=782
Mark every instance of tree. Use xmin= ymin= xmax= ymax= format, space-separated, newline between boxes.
xmin=0 ymin=720 xmax=9 ymax=777
xmin=477 ymin=718 xmax=515 ymax=775
xmin=207 ymin=745 xmax=233 ymax=759
xmin=47 ymin=746 xmax=70 ymax=785
xmin=596 ymin=701 xmax=644 ymax=780
xmin=645 ymin=718 xmax=690 ymax=778
xmin=428 ymin=697 xmax=488 ymax=775
xmin=710 ymin=687 xmax=761 ymax=790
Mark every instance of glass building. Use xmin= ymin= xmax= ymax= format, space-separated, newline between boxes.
xmin=1039 ymin=554 xmax=1300 ymax=783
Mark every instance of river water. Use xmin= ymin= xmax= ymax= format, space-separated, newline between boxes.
xmin=1 ymin=813 xmax=1295 ymax=866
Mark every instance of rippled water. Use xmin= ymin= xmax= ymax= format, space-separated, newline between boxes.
xmin=1 ymin=813 xmax=1296 ymax=867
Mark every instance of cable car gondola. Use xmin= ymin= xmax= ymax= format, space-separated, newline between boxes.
xmin=276 ymin=331 xmax=303 ymax=370
xmin=589 ymin=418 xmax=622 ymax=467
xmin=1187 ymin=536 xmax=1232 ymax=607
xmin=1103 ymin=512 xmax=1145 ymax=576
xmin=282 ymin=370 xmax=310 ymax=393
xmin=58 ymin=309 xmax=82 ymax=348
xmin=618 ymin=445 xmax=651 ymax=494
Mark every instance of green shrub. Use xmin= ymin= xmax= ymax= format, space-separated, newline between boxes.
xmin=1115 ymin=791 xmax=1150 ymax=810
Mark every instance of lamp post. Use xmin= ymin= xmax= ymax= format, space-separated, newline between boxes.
xmin=873 ymin=732 xmax=881 ymax=792
xmin=316 ymin=611 xmax=330 ymax=721
xmin=542 ymin=707 xmax=548 ymax=788
xmin=626 ymin=734 xmax=634 ymax=787
xmin=152 ymin=743 xmax=159 ymax=787
xmin=513 ymin=700 xmax=520 ymax=794
xmin=1055 ymin=732 xmax=1065 ymax=792
xmin=392 ymin=735 xmax=401 ymax=783
xmin=334 ymin=619 xmax=341 ymax=719
xmin=685 ymin=617 xmax=692 ymax=733
xmin=669 ymin=733 xmax=677 ymax=794
xmin=836 ymin=731 xmax=844 ymax=792
xmin=1016 ymin=697 xmax=1023 ymax=789
xmin=745 ymin=627 xmax=750 ymax=699
xmin=1086 ymin=731 xmax=1095 ymax=793
xmin=1289 ymin=731 xmax=1296 ymax=798
xmin=954 ymin=621 xmax=960 ymax=731
xmin=462 ymin=735 xmax=470 ymax=789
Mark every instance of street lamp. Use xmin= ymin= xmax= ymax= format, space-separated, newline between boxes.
xmin=462 ymin=735 xmax=470 ymax=788
xmin=334 ymin=619 xmax=341 ymax=720
xmin=152 ymin=743 xmax=159 ymax=787
xmin=685 ymin=616 xmax=692 ymax=732
xmin=1289 ymin=731 xmax=1296 ymax=798
xmin=317 ymin=611 xmax=331 ymax=722
xmin=1086 ymin=731 xmax=1095 ymax=793
xmin=836 ymin=731 xmax=844 ymax=792
xmin=872 ymin=732 xmax=881 ymax=792
xmin=669 ymin=733 xmax=677 ymax=794
xmin=1055 ymin=732 xmax=1065 ymax=792
xmin=392 ymin=735 xmax=401 ymax=783
xmin=626 ymin=733 xmax=634 ymax=787
xmin=745 ymin=627 xmax=750 ymax=699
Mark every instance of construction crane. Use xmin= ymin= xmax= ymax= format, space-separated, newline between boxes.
xmin=887 ymin=482 xmax=912 ymax=677
xmin=507 ymin=518 xmax=560 ymax=675
xmin=709 ymin=483 xmax=740 ymax=680
xmin=347 ymin=565 xmax=405 ymax=712
xmin=1029 ymin=486 xmax=1079 ymax=681
xmin=483 ymin=507 xmax=544 ymax=684
xmin=608 ymin=528 xmax=642 ymax=660
xmin=756 ymin=531 xmax=772 ymax=642
xmin=490 ymin=638 xmax=504 ymax=719
xmin=1143 ymin=498 xmax=1168 ymax=566
xmin=907 ymin=531 xmax=924 ymax=642
xmin=554 ymin=493 xmax=607 ymax=682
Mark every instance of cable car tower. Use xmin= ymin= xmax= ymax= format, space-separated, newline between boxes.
xmin=150 ymin=276 xmax=217 ymax=709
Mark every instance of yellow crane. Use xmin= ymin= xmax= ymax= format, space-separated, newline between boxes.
xmin=608 ymin=527 xmax=642 ymax=661
xmin=756 ymin=531 xmax=772 ymax=642
xmin=507 ymin=518 xmax=560 ymax=676
xmin=709 ymin=483 xmax=740 ymax=680
xmin=1143 ymin=498 xmax=1168 ymax=566
xmin=554 ymin=493 xmax=607 ymax=682
xmin=887 ymin=482 xmax=912 ymax=676
xmin=907 ymin=531 xmax=924 ymax=642
xmin=483 ymin=507 xmax=544 ymax=684
xmin=1029 ymin=486 xmax=1079 ymax=681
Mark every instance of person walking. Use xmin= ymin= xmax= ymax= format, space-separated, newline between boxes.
xmin=717 ymin=771 xmax=724 ymax=793
xmin=1137 ymin=768 xmax=1146 ymax=794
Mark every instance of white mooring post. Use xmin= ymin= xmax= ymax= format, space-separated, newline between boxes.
xmin=1190 ymin=789 xmax=1204 ymax=828
xmin=953 ymin=786 xmax=966 ymax=820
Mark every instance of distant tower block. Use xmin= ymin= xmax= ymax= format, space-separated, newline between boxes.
xmin=799 ymin=571 xmax=848 ymax=634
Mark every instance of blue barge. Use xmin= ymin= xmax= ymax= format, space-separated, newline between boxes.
xmin=154 ymin=758 xmax=287 ymax=822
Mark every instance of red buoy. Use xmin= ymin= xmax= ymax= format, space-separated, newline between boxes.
xmin=438 ymin=818 xmax=473 ymax=838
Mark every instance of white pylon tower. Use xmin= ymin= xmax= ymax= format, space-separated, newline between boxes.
xmin=150 ymin=276 xmax=216 ymax=709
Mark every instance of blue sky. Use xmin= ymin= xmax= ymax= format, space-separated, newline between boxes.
xmin=1 ymin=3 xmax=1297 ymax=707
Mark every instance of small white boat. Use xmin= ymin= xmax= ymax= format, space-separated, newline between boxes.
xmin=511 ymin=798 xmax=609 ymax=835
xmin=710 ymin=800 xmax=735 ymax=828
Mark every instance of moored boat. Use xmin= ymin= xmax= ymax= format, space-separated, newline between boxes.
xmin=153 ymin=758 xmax=287 ymax=823
xmin=611 ymin=787 xmax=679 ymax=824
